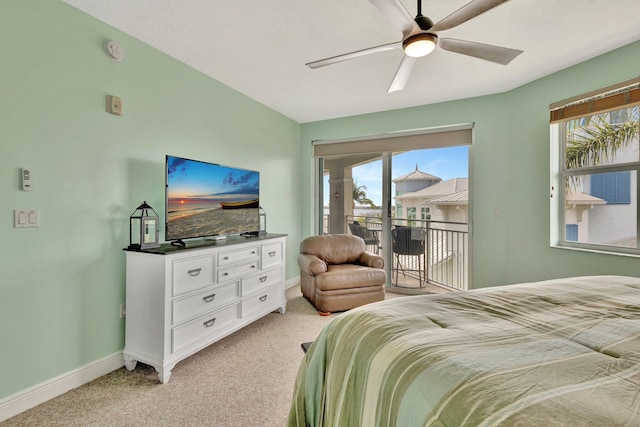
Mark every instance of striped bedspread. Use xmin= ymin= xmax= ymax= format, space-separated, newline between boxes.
xmin=288 ymin=275 xmax=640 ymax=426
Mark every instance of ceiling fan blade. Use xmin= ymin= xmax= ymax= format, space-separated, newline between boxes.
xmin=369 ymin=0 xmax=420 ymax=37
xmin=306 ymin=41 xmax=402 ymax=69
xmin=387 ymin=55 xmax=417 ymax=93
xmin=430 ymin=0 xmax=510 ymax=32
xmin=439 ymin=38 xmax=522 ymax=65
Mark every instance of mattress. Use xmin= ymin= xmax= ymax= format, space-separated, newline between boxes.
xmin=288 ymin=275 xmax=640 ymax=426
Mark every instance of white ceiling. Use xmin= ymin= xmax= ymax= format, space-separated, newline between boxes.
xmin=63 ymin=0 xmax=640 ymax=123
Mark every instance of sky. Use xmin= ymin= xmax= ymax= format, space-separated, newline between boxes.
xmin=325 ymin=146 xmax=469 ymax=206
xmin=167 ymin=156 xmax=259 ymax=199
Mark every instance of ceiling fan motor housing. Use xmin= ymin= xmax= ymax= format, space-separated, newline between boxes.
xmin=414 ymin=14 xmax=434 ymax=31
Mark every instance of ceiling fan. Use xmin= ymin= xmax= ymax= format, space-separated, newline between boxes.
xmin=306 ymin=0 xmax=523 ymax=93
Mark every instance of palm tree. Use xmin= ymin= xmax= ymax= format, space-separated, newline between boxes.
xmin=565 ymin=109 xmax=639 ymax=191
xmin=565 ymin=114 xmax=638 ymax=170
xmin=352 ymin=179 xmax=376 ymax=209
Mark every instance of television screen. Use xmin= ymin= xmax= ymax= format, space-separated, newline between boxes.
xmin=165 ymin=155 xmax=260 ymax=243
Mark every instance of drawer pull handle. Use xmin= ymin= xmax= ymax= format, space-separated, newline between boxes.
xmin=223 ymin=272 xmax=229 ymax=277
xmin=268 ymin=251 xmax=276 ymax=257
xmin=251 ymin=251 xmax=256 ymax=254
xmin=223 ymin=256 xmax=229 ymax=260
xmin=259 ymin=276 xmax=268 ymax=283
xmin=259 ymin=295 xmax=268 ymax=302
xmin=188 ymin=268 xmax=202 ymax=277
xmin=203 ymin=318 xmax=216 ymax=328
xmin=251 ymin=265 xmax=256 ymax=269
xmin=202 ymin=294 xmax=216 ymax=303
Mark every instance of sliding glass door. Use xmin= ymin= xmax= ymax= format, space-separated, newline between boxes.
xmin=314 ymin=125 xmax=472 ymax=292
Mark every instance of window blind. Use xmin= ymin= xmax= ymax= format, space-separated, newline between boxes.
xmin=312 ymin=124 xmax=473 ymax=158
xmin=549 ymin=77 xmax=640 ymax=123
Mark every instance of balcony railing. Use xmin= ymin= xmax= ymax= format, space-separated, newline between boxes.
xmin=342 ymin=215 xmax=468 ymax=292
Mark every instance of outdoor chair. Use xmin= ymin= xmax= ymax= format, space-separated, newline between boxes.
xmin=392 ymin=226 xmax=426 ymax=287
xmin=348 ymin=221 xmax=380 ymax=253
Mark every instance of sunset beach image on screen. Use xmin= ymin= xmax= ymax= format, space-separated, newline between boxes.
xmin=165 ymin=155 xmax=260 ymax=240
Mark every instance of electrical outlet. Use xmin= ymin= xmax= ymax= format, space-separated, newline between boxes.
xmin=120 ymin=303 xmax=126 ymax=319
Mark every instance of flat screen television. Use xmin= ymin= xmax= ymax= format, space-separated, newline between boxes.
xmin=165 ymin=155 xmax=260 ymax=245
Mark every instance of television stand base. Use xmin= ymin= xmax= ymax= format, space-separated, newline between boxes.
xmin=204 ymin=235 xmax=227 ymax=241
xmin=240 ymin=231 xmax=259 ymax=237
xmin=170 ymin=239 xmax=186 ymax=248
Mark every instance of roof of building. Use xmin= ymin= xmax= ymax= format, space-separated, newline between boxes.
xmin=566 ymin=192 xmax=606 ymax=205
xmin=392 ymin=165 xmax=442 ymax=183
xmin=396 ymin=178 xmax=469 ymax=200
xmin=395 ymin=184 xmax=604 ymax=207
xmin=427 ymin=190 xmax=469 ymax=205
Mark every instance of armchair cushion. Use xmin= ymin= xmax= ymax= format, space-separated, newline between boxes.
xmin=316 ymin=264 xmax=386 ymax=292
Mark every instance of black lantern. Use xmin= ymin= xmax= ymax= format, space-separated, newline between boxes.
xmin=129 ymin=201 xmax=160 ymax=250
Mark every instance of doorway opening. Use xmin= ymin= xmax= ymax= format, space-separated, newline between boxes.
xmin=319 ymin=143 xmax=470 ymax=293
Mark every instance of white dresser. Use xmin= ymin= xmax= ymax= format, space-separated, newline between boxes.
xmin=123 ymin=234 xmax=287 ymax=383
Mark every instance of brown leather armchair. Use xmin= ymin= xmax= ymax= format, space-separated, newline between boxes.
xmin=298 ymin=234 xmax=386 ymax=315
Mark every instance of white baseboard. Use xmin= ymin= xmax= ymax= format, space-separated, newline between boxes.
xmin=0 ymin=351 xmax=124 ymax=423
xmin=285 ymin=275 xmax=300 ymax=290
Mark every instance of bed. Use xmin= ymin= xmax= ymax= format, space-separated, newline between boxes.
xmin=287 ymin=275 xmax=640 ymax=426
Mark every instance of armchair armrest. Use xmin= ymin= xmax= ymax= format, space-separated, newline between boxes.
xmin=298 ymin=254 xmax=328 ymax=276
xmin=359 ymin=251 xmax=384 ymax=269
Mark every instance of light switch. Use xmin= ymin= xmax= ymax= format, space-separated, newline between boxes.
xmin=28 ymin=211 xmax=38 ymax=225
xmin=14 ymin=209 xmax=39 ymax=228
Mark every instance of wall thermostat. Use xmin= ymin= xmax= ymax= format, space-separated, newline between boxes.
xmin=106 ymin=95 xmax=123 ymax=116
xmin=21 ymin=168 xmax=32 ymax=191
xmin=105 ymin=40 xmax=125 ymax=61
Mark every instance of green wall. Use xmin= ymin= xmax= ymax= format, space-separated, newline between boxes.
xmin=0 ymin=1 xmax=300 ymax=400
xmin=2 ymin=0 xmax=639 ymax=408
xmin=300 ymin=41 xmax=640 ymax=288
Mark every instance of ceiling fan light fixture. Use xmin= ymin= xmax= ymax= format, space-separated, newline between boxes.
xmin=403 ymin=33 xmax=437 ymax=58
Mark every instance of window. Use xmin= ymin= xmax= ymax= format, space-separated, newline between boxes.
xmin=421 ymin=207 xmax=431 ymax=221
xmin=550 ymin=78 xmax=640 ymax=254
xmin=407 ymin=207 xmax=416 ymax=226
xmin=590 ymin=171 xmax=631 ymax=204
xmin=610 ymin=107 xmax=637 ymax=125
xmin=566 ymin=224 xmax=578 ymax=241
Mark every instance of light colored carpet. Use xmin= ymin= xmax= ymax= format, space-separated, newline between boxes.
xmin=2 ymin=286 xmax=406 ymax=427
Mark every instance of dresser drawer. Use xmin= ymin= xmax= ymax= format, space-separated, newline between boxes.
xmin=218 ymin=246 xmax=259 ymax=267
xmin=218 ymin=260 xmax=259 ymax=283
xmin=261 ymin=242 xmax=283 ymax=269
xmin=242 ymin=267 xmax=283 ymax=296
xmin=172 ymin=255 xmax=215 ymax=296
xmin=172 ymin=281 xmax=240 ymax=325
xmin=172 ymin=303 xmax=240 ymax=352
xmin=242 ymin=285 xmax=282 ymax=319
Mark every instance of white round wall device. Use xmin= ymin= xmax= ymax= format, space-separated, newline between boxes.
xmin=105 ymin=40 xmax=125 ymax=61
